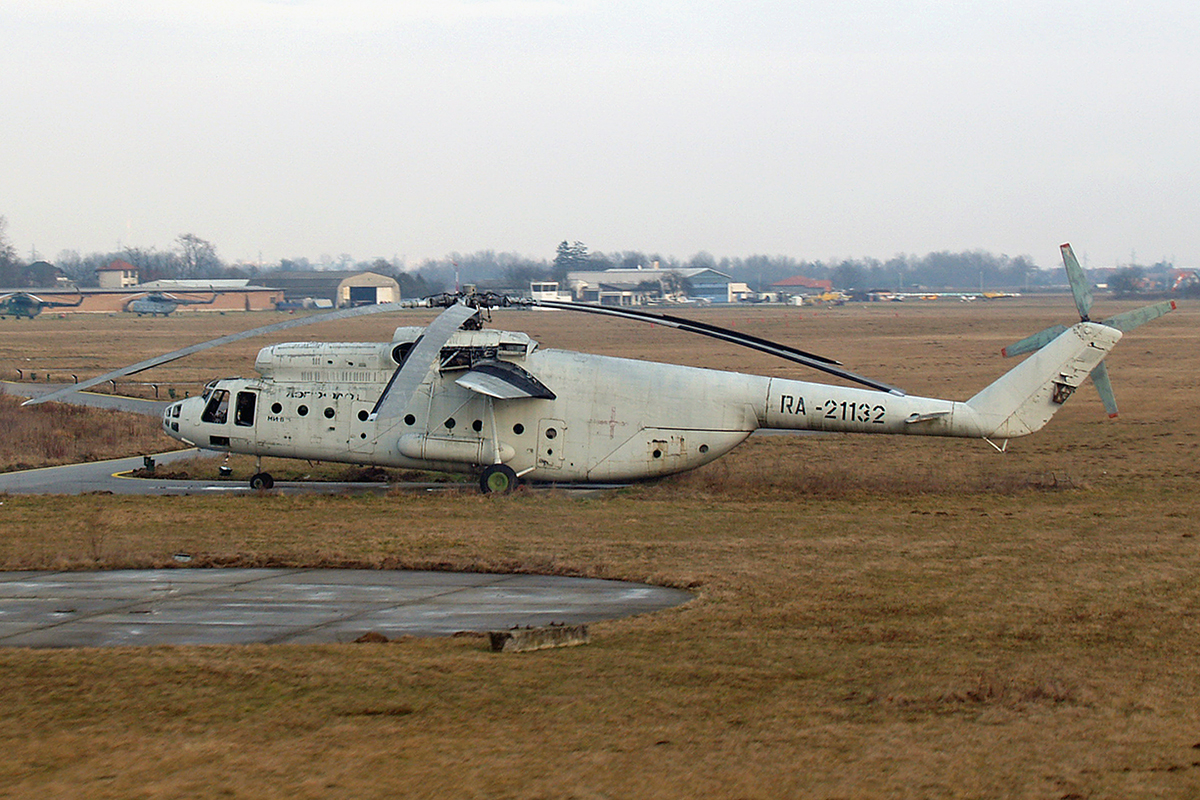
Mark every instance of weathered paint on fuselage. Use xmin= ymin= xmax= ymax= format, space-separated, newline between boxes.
xmin=165 ymin=348 xmax=770 ymax=482
xmin=161 ymin=349 xmax=983 ymax=483
xmin=160 ymin=321 xmax=1117 ymax=483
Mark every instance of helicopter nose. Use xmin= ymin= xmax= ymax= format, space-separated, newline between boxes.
xmin=168 ymin=397 xmax=205 ymax=446
xmin=162 ymin=401 xmax=182 ymax=435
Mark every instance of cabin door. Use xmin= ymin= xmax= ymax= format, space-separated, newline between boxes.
xmin=536 ymin=418 xmax=566 ymax=470
xmin=230 ymin=390 xmax=258 ymax=450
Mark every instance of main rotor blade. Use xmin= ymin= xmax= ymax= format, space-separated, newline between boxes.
xmin=23 ymin=302 xmax=412 ymax=407
xmin=373 ymin=301 xmax=481 ymax=420
xmin=530 ymin=299 xmax=906 ymax=395
xmin=48 ymin=292 xmax=85 ymax=308
xmin=1060 ymin=243 xmax=1094 ymax=321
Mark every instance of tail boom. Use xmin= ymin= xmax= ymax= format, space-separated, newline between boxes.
xmin=761 ymin=322 xmax=1121 ymax=440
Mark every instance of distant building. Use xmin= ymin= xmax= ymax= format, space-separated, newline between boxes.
xmin=726 ymin=282 xmax=755 ymax=303
xmin=96 ymin=260 xmax=139 ymax=289
xmin=770 ymin=275 xmax=833 ymax=295
xmin=22 ymin=261 xmax=70 ymax=288
xmin=529 ymin=281 xmax=573 ymax=302
xmin=567 ymin=267 xmax=733 ymax=305
xmin=252 ymin=271 xmax=400 ymax=308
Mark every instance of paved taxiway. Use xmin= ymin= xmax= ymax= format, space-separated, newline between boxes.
xmin=2 ymin=385 xmax=687 ymax=646
xmin=0 ymin=452 xmax=683 ymax=648
xmin=0 ymin=569 xmax=692 ymax=647
xmin=0 ymin=449 xmax=455 ymax=495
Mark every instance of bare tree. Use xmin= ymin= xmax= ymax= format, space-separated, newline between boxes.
xmin=0 ymin=216 xmax=22 ymax=286
xmin=175 ymin=233 xmax=222 ymax=279
xmin=1108 ymin=267 xmax=1144 ymax=298
xmin=659 ymin=270 xmax=693 ymax=299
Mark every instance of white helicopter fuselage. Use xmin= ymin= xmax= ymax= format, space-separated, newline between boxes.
xmin=161 ymin=321 xmax=1120 ymax=484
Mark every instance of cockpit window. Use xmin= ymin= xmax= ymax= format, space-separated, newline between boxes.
xmin=201 ymin=389 xmax=230 ymax=424
xmin=234 ymin=391 xmax=257 ymax=427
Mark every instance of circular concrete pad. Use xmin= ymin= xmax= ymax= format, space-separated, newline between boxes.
xmin=0 ymin=569 xmax=693 ymax=648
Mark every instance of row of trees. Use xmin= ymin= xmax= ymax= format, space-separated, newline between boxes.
xmin=1 ymin=217 xmax=1192 ymax=296
xmin=0 ymin=217 xmax=24 ymax=288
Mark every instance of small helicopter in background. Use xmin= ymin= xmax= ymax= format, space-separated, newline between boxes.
xmin=123 ymin=289 xmax=218 ymax=316
xmin=0 ymin=289 xmax=84 ymax=319
xmin=25 ymin=244 xmax=1176 ymax=493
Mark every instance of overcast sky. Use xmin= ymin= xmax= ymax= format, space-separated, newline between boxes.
xmin=3 ymin=0 xmax=1198 ymax=270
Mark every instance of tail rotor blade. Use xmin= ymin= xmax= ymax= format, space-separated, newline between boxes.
xmin=1001 ymin=324 xmax=1068 ymax=358
xmin=1090 ymin=360 xmax=1119 ymax=418
xmin=1004 ymin=243 xmax=1176 ymax=422
xmin=1102 ymin=300 xmax=1177 ymax=332
xmin=1061 ymin=243 xmax=1094 ymax=321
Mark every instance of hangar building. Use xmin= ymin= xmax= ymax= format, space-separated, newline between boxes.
xmin=252 ymin=271 xmax=400 ymax=308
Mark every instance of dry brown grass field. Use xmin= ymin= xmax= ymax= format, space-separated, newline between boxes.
xmin=1 ymin=298 xmax=1198 ymax=799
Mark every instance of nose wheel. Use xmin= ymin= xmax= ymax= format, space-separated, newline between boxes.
xmin=479 ymin=464 xmax=518 ymax=494
xmin=249 ymin=472 xmax=275 ymax=490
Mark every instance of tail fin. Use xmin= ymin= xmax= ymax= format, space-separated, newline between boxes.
xmin=1000 ymin=242 xmax=1177 ymax=419
xmin=966 ymin=322 xmax=1121 ymax=437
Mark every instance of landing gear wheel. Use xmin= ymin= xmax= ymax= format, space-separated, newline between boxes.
xmin=479 ymin=464 xmax=518 ymax=494
xmin=249 ymin=472 xmax=275 ymax=490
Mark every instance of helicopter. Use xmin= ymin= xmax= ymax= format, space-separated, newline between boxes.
xmin=0 ymin=289 xmax=83 ymax=319
xmin=24 ymin=244 xmax=1175 ymax=493
xmin=124 ymin=289 xmax=218 ymax=316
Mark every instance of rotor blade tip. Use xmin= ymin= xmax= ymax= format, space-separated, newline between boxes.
xmin=1000 ymin=347 xmax=1008 ymax=357
xmin=1108 ymin=412 xmax=1119 ymax=419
